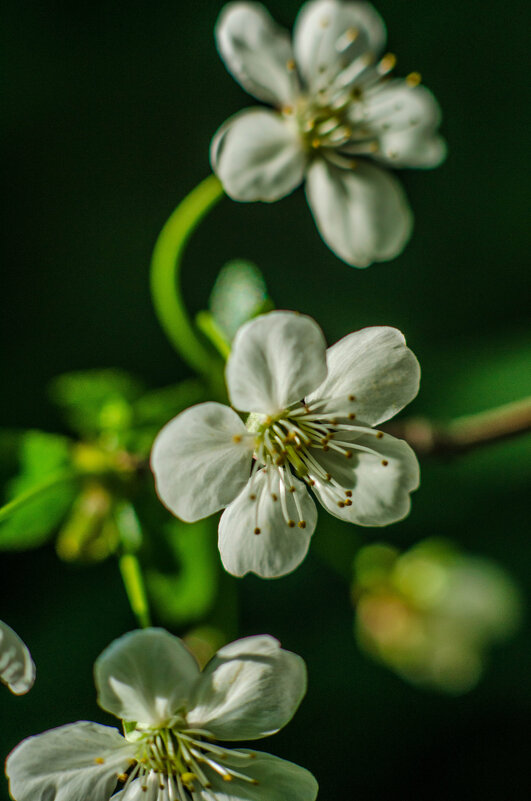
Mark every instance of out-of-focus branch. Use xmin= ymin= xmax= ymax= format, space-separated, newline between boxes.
xmin=383 ymin=397 xmax=531 ymax=457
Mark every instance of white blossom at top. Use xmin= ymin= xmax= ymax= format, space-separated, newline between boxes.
xmin=211 ymin=0 xmax=445 ymax=268
xmin=6 ymin=628 xmax=317 ymax=801
xmin=0 ymin=619 xmax=35 ymax=695
xmin=151 ymin=311 xmax=420 ymax=578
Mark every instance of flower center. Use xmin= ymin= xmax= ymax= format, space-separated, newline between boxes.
xmin=117 ymin=727 xmax=258 ymax=798
xmin=245 ymin=396 xmax=387 ymax=524
xmin=281 ymin=44 xmax=418 ymax=162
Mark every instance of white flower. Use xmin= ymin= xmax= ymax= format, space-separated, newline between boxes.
xmin=6 ymin=628 xmax=318 ymax=801
xmin=0 ymin=619 xmax=35 ymax=695
xmin=211 ymin=0 xmax=445 ymax=268
xmin=151 ymin=311 xmax=420 ymax=578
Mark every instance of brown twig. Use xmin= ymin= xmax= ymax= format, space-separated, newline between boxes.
xmin=382 ymin=397 xmax=531 ymax=458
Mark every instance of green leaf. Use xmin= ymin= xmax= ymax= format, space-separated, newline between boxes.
xmin=49 ymin=369 xmax=144 ymax=437
xmin=208 ymin=259 xmax=273 ymax=341
xmin=0 ymin=430 xmax=78 ymax=550
xmin=146 ymin=518 xmax=219 ymax=626
xmin=133 ymin=380 xmax=206 ymax=427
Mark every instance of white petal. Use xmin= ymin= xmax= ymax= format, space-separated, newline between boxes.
xmin=5 ymin=721 xmax=134 ymax=801
xmin=226 ymin=311 xmax=328 ymax=414
xmin=305 ymin=158 xmax=413 ymax=267
xmin=359 ymin=80 xmax=446 ymax=168
xmin=215 ymin=2 xmax=298 ymax=107
xmin=218 ymin=469 xmax=317 ymax=577
xmin=196 ymin=751 xmax=319 ymax=801
xmin=0 ymin=620 xmax=35 ymax=695
xmin=94 ymin=629 xmax=199 ymax=726
xmin=307 ymin=326 xmax=420 ymax=425
xmin=187 ymin=635 xmax=307 ymax=740
xmin=151 ymin=402 xmax=252 ymax=523
xmin=211 ymin=109 xmax=306 ymax=202
xmin=294 ymin=0 xmax=386 ymax=93
xmin=312 ymin=432 xmax=419 ymax=526
xmin=375 ymin=130 xmax=447 ymax=169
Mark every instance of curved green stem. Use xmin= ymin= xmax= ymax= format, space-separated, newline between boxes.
xmin=0 ymin=470 xmax=80 ymax=523
xmin=150 ymin=175 xmax=225 ymax=390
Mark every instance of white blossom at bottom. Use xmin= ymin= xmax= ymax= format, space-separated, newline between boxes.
xmin=6 ymin=628 xmax=318 ymax=801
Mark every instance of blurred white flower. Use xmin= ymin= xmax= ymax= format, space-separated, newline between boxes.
xmin=152 ymin=311 xmax=420 ymax=578
xmin=6 ymin=628 xmax=317 ymax=801
xmin=354 ymin=541 xmax=522 ymax=693
xmin=211 ymin=0 xmax=445 ymax=267
xmin=0 ymin=619 xmax=35 ymax=696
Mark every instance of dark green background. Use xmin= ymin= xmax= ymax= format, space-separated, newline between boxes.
xmin=1 ymin=1 xmax=530 ymax=798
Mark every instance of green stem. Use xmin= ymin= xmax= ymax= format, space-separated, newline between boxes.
xmin=0 ymin=470 xmax=80 ymax=523
xmin=150 ymin=175 xmax=225 ymax=390
xmin=119 ymin=553 xmax=151 ymax=629
xmin=115 ymin=502 xmax=151 ymax=628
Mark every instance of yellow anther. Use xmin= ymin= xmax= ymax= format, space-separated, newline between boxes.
xmin=288 ymin=520 xmax=296 ymax=528
xmin=298 ymin=521 xmax=307 ymax=529
xmin=117 ymin=774 xmax=128 ymax=783
xmin=345 ymin=499 xmax=352 ymax=506
xmin=379 ymin=52 xmax=396 ymax=72
xmin=181 ymin=773 xmax=197 ymax=788
xmin=232 ymin=434 xmax=242 ymax=443
xmin=348 ymin=413 xmax=356 ymax=420
xmin=271 ymin=493 xmax=278 ymax=501
xmin=254 ymin=527 xmax=261 ymax=535
xmin=325 ymin=473 xmax=332 ymax=481
xmin=406 ymin=71 xmax=421 ymax=87
xmin=282 ymin=105 xmax=294 ymax=115
xmin=346 ymin=27 xmax=359 ymax=42
xmin=345 ymin=490 xmax=352 ymax=497
xmin=381 ymin=459 xmax=389 ymax=466
xmin=338 ymin=501 xmax=345 ymax=508
xmin=376 ymin=431 xmax=384 ymax=439
xmin=311 ymin=138 xmax=321 ymax=149
xmin=286 ymin=59 xmax=296 ymax=71
xmin=288 ymin=486 xmax=296 ymax=493
xmin=348 ymin=394 xmax=356 ymax=401
xmin=345 ymin=450 xmax=353 ymax=459
xmin=249 ymin=493 xmax=256 ymax=500
xmin=223 ymin=774 xmax=234 ymax=782
xmin=94 ymin=757 xmax=105 ymax=765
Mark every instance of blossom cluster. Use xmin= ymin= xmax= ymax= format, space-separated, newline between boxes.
xmin=2 ymin=1 xmax=522 ymax=800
